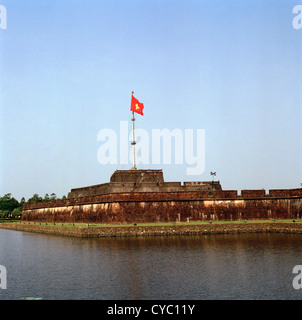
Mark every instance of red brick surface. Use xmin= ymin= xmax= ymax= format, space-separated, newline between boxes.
xmin=22 ymin=188 xmax=302 ymax=224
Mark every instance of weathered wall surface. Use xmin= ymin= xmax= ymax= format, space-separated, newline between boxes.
xmin=22 ymin=189 xmax=302 ymax=224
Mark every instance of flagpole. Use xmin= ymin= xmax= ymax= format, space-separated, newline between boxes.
xmin=131 ymin=92 xmax=136 ymax=170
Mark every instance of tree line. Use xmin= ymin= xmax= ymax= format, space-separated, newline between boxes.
xmin=0 ymin=193 xmax=66 ymax=219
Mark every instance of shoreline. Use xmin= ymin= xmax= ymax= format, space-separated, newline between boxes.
xmin=1 ymin=221 xmax=302 ymax=238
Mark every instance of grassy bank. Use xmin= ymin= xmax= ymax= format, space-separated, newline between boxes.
xmin=4 ymin=219 xmax=302 ymax=228
xmin=0 ymin=218 xmax=21 ymax=223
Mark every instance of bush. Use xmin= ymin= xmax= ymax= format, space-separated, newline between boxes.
xmin=11 ymin=208 xmax=22 ymax=218
xmin=0 ymin=210 xmax=10 ymax=218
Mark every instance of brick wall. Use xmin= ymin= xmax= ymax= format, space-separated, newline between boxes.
xmin=241 ymin=190 xmax=266 ymax=198
xmin=22 ymin=191 xmax=302 ymax=224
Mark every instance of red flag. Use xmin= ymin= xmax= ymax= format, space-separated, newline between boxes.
xmin=131 ymin=94 xmax=144 ymax=116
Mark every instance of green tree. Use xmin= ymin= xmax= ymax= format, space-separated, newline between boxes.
xmin=0 ymin=193 xmax=20 ymax=213
xmin=43 ymin=193 xmax=50 ymax=202
xmin=27 ymin=194 xmax=43 ymax=204
xmin=50 ymin=193 xmax=57 ymax=201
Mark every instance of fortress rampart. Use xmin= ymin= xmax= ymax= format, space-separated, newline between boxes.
xmin=21 ymin=170 xmax=302 ymax=224
xmin=22 ymin=188 xmax=302 ymax=224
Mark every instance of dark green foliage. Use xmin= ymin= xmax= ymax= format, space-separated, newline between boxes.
xmin=0 ymin=193 xmax=20 ymax=213
xmin=0 ymin=192 xmax=65 ymax=220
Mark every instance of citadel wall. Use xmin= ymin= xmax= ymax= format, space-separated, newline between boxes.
xmin=22 ymin=188 xmax=302 ymax=224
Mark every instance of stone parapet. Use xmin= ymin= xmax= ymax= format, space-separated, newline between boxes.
xmin=67 ymin=169 xmax=222 ymax=198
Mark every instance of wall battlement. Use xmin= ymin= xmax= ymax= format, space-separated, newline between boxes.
xmin=23 ymin=187 xmax=302 ymax=211
xmin=67 ymin=169 xmax=222 ymax=198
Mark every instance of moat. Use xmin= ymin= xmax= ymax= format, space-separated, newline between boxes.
xmin=1 ymin=228 xmax=302 ymax=300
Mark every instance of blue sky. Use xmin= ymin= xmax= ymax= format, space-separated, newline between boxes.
xmin=0 ymin=0 xmax=301 ymax=200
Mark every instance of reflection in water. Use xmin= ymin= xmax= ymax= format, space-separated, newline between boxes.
xmin=0 ymin=229 xmax=302 ymax=300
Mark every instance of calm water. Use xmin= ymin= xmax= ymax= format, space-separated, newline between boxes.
xmin=0 ymin=228 xmax=302 ymax=300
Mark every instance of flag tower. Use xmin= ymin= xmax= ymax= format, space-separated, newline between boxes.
xmin=130 ymin=91 xmax=144 ymax=170
xmin=131 ymin=103 xmax=136 ymax=170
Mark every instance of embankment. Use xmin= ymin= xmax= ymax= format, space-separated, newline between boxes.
xmin=1 ymin=222 xmax=302 ymax=238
